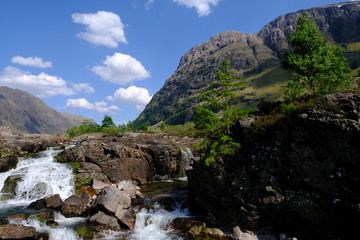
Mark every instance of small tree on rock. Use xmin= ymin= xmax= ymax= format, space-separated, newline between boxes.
xmin=281 ymin=12 xmax=351 ymax=100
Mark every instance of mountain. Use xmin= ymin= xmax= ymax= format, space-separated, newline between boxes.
xmin=0 ymin=86 xmax=94 ymax=134
xmin=135 ymin=1 xmax=360 ymax=127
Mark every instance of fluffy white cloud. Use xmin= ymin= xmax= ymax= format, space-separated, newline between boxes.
xmin=71 ymin=83 xmax=95 ymax=93
xmin=11 ymin=56 xmax=52 ymax=68
xmin=65 ymin=98 xmax=94 ymax=110
xmin=0 ymin=66 xmax=75 ymax=98
xmin=173 ymin=0 xmax=220 ymax=17
xmin=107 ymin=86 xmax=152 ymax=111
xmin=72 ymin=11 xmax=127 ymax=48
xmin=65 ymin=98 xmax=120 ymax=113
xmin=92 ymin=53 xmax=150 ymax=85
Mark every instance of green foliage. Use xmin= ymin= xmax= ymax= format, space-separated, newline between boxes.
xmin=101 ymin=126 xmax=120 ymax=137
xmin=160 ymin=122 xmax=166 ymax=132
xmin=139 ymin=122 xmax=148 ymax=132
xmin=194 ymin=105 xmax=219 ymax=130
xmin=126 ymin=121 xmax=135 ymax=132
xmin=101 ymin=115 xmax=115 ymax=128
xmin=194 ymin=57 xmax=249 ymax=166
xmin=280 ymin=102 xmax=297 ymax=115
xmin=66 ymin=120 xmax=100 ymax=138
xmin=281 ymin=12 xmax=352 ymax=100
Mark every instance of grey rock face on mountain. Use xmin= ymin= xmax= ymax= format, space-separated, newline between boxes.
xmin=0 ymin=86 xmax=94 ymax=134
xmin=135 ymin=2 xmax=360 ymax=126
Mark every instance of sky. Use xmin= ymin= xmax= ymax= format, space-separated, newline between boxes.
xmin=0 ymin=0 xmax=349 ymax=125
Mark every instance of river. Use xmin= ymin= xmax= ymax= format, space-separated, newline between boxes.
xmin=0 ymin=147 xmax=190 ymax=240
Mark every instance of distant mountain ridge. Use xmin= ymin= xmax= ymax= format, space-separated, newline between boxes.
xmin=0 ymin=86 xmax=94 ymax=134
xmin=135 ymin=1 xmax=360 ymax=127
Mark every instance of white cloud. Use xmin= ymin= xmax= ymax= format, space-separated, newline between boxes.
xmin=92 ymin=53 xmax=150 ymax=85
xmin=65 ymin=98 xmax=120 ymax=113
xmin=107 ymin=86 xmax=152 ymax=111
xmin=0 ymin=66 xmax=75 ymax=98
xmin=65 ymin=98 xmax=94 ymax=110
xmin=173 ymin=0 xmax=220 ymax=17
xmin=71 ymin=83 xmax=95 ymax=93
xmin=145 ymin=0 xmax=155 ymax=10
xmin=72 ymin=11 xmax=127 ymax=48
xmin=11 ymin=56 xmax=52 ymax=68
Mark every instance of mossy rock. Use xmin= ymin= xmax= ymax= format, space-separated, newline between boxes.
xmin=54 ymin=154 xmax=67 ymax=163
xmin=2 ymin=175 xmax=22 ymax=194
xmin=75 ymin=172 xmax=92 ymax=190
xmin=76 ymin=226 xmax=94 ymax=239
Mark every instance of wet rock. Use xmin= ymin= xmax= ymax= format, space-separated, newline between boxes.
xmin=35 ymin=210 xmax=55 ymax=225
xmin=44 ymin=194 xmax=62 ymax=209
xmin=89 ymin=211 xmax=120 ymax=230
xmin=77 ymin=191 xmax=92 ymax=210
xmin=28 ymin=198 xmax=46 ymax=210
xmin=172 ymin=217 xmax=230 ymax=239
xmin=1 ymin=175 xmax=21 ymax=195
xmin=60 ymin=195 xmax=85 ymax=217
xmin=0 ymin=155 xmax=18 ymax=172
xmin=0 ymin=224 xmax=36 ymax=239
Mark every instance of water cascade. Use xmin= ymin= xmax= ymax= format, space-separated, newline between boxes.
xmin=0 ymin=147 xmax=190 ymax=239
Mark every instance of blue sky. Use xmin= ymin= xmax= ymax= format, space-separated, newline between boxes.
xmin=0 ymin=0 xmax=346 ymax=125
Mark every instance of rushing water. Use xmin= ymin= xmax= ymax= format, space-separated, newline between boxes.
xmin=0 ymin=147 xmax=190 ymax=240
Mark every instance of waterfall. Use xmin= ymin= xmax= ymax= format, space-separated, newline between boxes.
xmin=0 ymin=148 xmax=74 ymax=207
xmin=0 ymin=147 xmax=190 ymax=240
xmin=179 ymin=147 xmax=193 ymax=177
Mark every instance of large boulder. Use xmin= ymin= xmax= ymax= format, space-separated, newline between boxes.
xmin=0 ymin=155 xmax=18 ymax=172
xmin=60 ymin=195 xmax=86 ymax=218
xmin=89 ymin=211 xmax=120 ymax=230
xmin=0 ymin=224 xmax=37 ymax=239
xmin=187 ymin=93 xmax=360 ymax=240
xmin=45 ymin=194 xmax=62 ymax=209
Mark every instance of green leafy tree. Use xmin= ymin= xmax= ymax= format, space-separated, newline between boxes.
xmin=126 ymin=121 xmax=134 ymax=132
xmin=281 ymin=12 xmax=351 ymax=100
xmin=101 ymin=115 xmax=115 ymax=128
xmin=194 ymin=57 xmax=248 ymax=166
xmin=139 ymin=123 xmax=148 ymax=132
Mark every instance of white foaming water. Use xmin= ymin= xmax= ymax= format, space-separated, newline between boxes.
xmin=9 ymin=212 xmax=86 ymax=240
xmin=130 ymin=204 xmax=187 ymax=240
xmin=98 ymin=204 xmax=188 ymax=240
xmin=0 ymin=148 xmax=74 ymax=208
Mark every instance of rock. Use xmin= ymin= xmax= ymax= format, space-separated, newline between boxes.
xmin=77 ymin=191 xmax=92 ymax=210
xmin=45 ymin=194 xmax=62 ymax=209
xmin=60 ymin=195 xmax=85 ymax=217
xmin=57 ymin=135 xmax=197 ymax=184
xmin=0 ymin=155 xmax=18 ymax=172
xmin=89 ymin=211 xmax=120 ymax=230
xmin=117 ymin=180 xmax=137 ymax=199
xmin=0 ymin=224 xmax=36 ymax=239
xmin=92 ymin=178 xmax=111 ymax=191
xmin=94 ymin=185 xmax=131 ymax=215
xmin=28 ymin=198 xmax=46 ymax=210
xmin=187 ymin=93 xmax=360 ymax=239
xmin=115 ymin=206 xmax=135 ymax=229
xmin=35 ymin=210 xmax=55 ymax=225
xmin=2 ymin=175 xmax=21 ymax=195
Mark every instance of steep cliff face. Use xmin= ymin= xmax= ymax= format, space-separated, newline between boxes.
xmin=0 ymin=86 xmax=94 ymax=134
xmin=187 ymin=92 xmax=360 ymax=240
xmin=135 ymin=2 xmax=360 ymax=127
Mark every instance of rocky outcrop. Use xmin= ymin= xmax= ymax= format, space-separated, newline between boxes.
xmin=135 ymin=2 xmax=360 ymax=127
xmin=187 ymin=93 xmax=360 ymax=240
xmin=56 ymin=135 xmax=196 ymax=185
